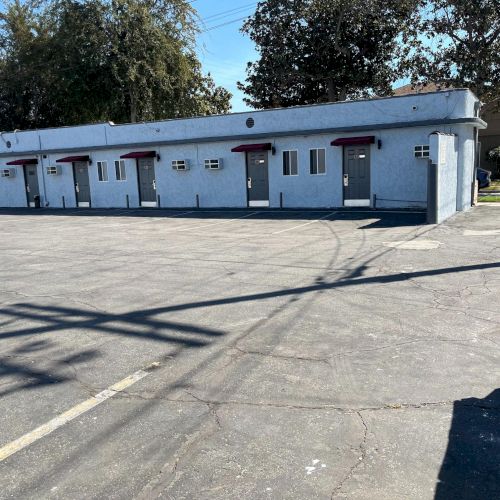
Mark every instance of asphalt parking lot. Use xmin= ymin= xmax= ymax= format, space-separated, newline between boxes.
xmin=0 ymin=206 xmax=499 ymax=499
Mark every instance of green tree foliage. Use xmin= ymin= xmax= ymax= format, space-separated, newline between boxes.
xmin=0 ymin=0 xmax=231 ymax=130
xmin=238 ymin=0 xmax=420 ymax=108
xmin=407 ymin=0 xmax=500 ymax=106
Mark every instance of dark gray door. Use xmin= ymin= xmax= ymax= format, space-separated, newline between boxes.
xmin=343 ymin=146 xmax=370 ymax=205
xmin=137 ymin=158 xmax=156 ymax=205
xmin=246 ymin=151 xmax=269 ymax=207
xmin=73 ymin=162 xmax=91 ymax=206
xmin=24 ymin=165 xmax=40 ymax=207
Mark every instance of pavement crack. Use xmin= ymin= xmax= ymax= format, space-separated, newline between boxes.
xmin=184 ymin=390 xmax=223 ymax=430
xmin=230 ymin=346 xmax=330 ymax=364
xmin=331 ymin=411 xmax=368 ymax=499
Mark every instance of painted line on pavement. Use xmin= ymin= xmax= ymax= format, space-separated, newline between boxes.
xmin=176 ymin=211 xmax=259 ymax=232
xmin=0 ymin=363 xmax=159 ymax=462
xmin=272 ymin=212 xmax=337 ymax=234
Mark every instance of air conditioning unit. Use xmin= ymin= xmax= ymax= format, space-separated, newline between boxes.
xmin=172 ymin=159 xmax=190 ymax=171
xmin=1 ymin=168 xmax=15 ymax=178
xmin=204 ymin=158 xmax=223 ymax=170
xmin=46 ymin=165 xmax=61 ymax=175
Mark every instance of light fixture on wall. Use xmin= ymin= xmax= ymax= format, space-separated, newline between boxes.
xmin=88 ymin=158 xmax=93 ymax=165
xmin=377 ymin=140 xmax=382 ymax=150
xmin=271 ymin=146 xmax=276 ymax=155
xmin=156 ymin=154 xmax=161 ymax=162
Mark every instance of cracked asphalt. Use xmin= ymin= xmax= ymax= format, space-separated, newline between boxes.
xmin=0 ymin=206 xmax=499 ymax=499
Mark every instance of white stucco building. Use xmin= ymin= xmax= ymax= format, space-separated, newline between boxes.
xmin=0 ymin=89 xmax=486 ymax=222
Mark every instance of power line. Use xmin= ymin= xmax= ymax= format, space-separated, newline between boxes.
xmin=200 ymin=2 xmax=257 ymax=23
xmin=201 ymin=15 xmax=250 ymax=33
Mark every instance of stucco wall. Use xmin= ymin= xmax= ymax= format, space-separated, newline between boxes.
xmin=0 ymin=125 xmax=475 ymax=210
xmin=0 ymin=166 xmax=27 ymax=207
xmin=430 ymin=133 xmax=458 ymax=223
xmin=0 ymin=90 xmax=481 ymax=213
xmin=455 ymin=125 xmax=475 ymax=211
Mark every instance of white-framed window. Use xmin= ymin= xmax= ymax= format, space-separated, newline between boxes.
xmin=414 ymin=145 xmax=430 ymax=158
xmin=1 ymin=168 xmax=15 ymax=178
xmin=97 ymin=161 xmax=108 ymax=181
xmin=114 ymin=160 xmax=126 ymax=181
xmin=204 ymin=159 xmax=222 ymax=169
xmin=283 ymin=150 xmax=298 ymax=176
xmin=172 ymin=159 xmax=189 ymax=171
xmin=46 ymin=166 xmax=60 ymax=176
xmin=310 ymin=148 xmax=326 ymax=175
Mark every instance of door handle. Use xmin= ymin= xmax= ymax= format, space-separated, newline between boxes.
xmin=153 ymin=180 xmax=156 ymax=190
xmin=75 ymin=183 xmax=80 ymax=193
xmin=26 ymin=185 xmax=30 ymax=193
xmin=343 ymin=174 xmax=349 ymax=187
xmin=247 ymin=177 xmax=252 ymax=189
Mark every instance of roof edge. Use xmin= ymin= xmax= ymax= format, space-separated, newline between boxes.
xmin=0 ymin=117 xmax=485 ymax=160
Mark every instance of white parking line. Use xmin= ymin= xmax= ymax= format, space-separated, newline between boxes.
xmin=0 ymin=363 xmax=158 ymax=462
xmin=272 ymin=212 xmax=337 ymax=235
xmin=176 ymin=211 xmax=259 ymax=232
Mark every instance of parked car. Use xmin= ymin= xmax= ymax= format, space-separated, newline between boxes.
xmin=477 ymin=168 xmax=492 ymax=189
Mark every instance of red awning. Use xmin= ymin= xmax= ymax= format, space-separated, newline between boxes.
xmin=6 ymin=158 xmax=38 ymax=166
xmin=331 ymin=136 xmax=375 ymax=146
xmin=56 ymin=155 xmax=91 ymax=163
xmin=231 ymin=143 xmax=272 ymax=153
xmin=120 ymin=151 xmax=156 ymax=159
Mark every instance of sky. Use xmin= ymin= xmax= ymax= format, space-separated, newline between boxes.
xmin=194 ymin=0 xmax=259 ymax=112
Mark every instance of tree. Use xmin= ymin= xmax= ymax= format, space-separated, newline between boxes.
xmin=406 ymin=0 xmax=500 ymax=106
xmin=0 ymin=0 xmax=53 ymax=130
xmin=238 ymin=0 xmax=419 ymax=108
xmin=0 ymin=0 xmax=231 ymax=130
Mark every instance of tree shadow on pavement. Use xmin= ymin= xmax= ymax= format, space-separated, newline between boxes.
xmin=435 ymin=389 xmax=500 ymax=499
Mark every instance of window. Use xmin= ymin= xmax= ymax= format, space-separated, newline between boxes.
xmin=172 ymin=160 xmax=189 ymax=171
xmin=310 ymin=149 xmax=326 ymax=175
xmin=46 ymin=166 xmax=59 ymax=176
xmin=97 ymin=161 xmax=108 ymax=181
xmin=1 ymin=168 xmax=14 ymax=178
xmin=114 ymin=160 xmax=126 ymax=181
xmin=204 ymin=159 xmax=222 ymax=169
xmin=414 ymin=145 xmax=430 ymax=158
xmin=283 ymin=150 xmax=298 ymax=176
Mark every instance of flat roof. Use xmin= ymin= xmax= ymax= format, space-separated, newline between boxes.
xmin=0 ymin=88 xmax=474 ymax=135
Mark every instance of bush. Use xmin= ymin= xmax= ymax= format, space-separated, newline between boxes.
xmin=487 ymin=146 xmax=500 ymax=162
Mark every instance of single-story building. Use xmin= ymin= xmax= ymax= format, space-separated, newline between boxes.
xmin=0 ymin=88 xmax=486 ymax=222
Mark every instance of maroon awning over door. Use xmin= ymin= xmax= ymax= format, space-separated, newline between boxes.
xmin=120 ymin=151 xmax=156 ymax=159
xmin=6 ymin=158 xmax=38 ymax=165
xmin=331 ymin=136 xmax=375 ymax=146
xmin=231 ymin=143 xmax=272 ymax=153
xmin=56 ymin=155 xmax=91 ymax=163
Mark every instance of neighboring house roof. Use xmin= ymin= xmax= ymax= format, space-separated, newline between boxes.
xmin=393 ymin=83 xmax=498 ymax=138
xmin=393 ymin=83 xmax=449 ymax=96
